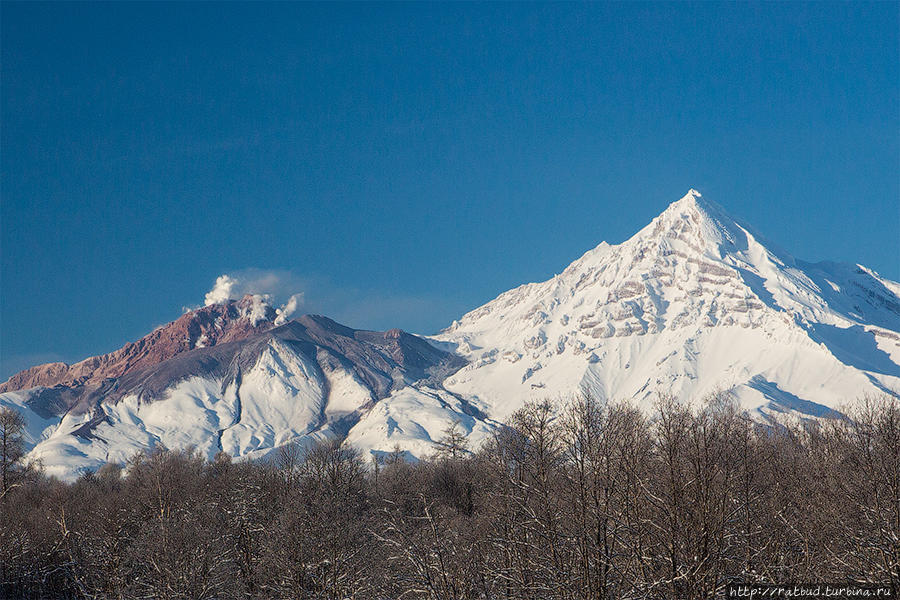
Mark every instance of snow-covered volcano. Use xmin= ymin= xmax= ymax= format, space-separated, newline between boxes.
xmin=3 ymin=190 xmax=899 ymax=479
xmin=0 ymin=307 xmax=489 ymax=480
xmin=435 ymin=189 xmax=900 ymax=421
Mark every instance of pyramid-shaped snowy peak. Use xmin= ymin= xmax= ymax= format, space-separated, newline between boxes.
xmin=435 ymin=189 xmax=900 ymax=421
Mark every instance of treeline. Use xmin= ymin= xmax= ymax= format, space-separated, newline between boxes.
xmin=1 ymin=393 xmax=898 ymax=599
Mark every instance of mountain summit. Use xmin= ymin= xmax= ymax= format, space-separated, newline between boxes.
xmin=0 ymin=295 xmax=279 ymax=396
xmin=3 ymin=190 xmax=899 ymax=479
xmin=436 ymin=189 xmax=900 ymax=421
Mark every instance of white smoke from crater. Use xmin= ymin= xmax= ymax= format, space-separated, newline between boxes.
xmin=243 ymin=294 xmax=269 ymax=326
xmin=204 ymin=275 xmax=240 ymax=306
xmin=275 ymin=293 xmax=303 ymax=325
xmin=203 ymin=271 xmax=305 ymax=326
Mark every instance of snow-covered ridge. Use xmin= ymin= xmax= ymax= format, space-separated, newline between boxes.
xmin=435 ymin=189 xmax=900 ymax=420
xmin=3 ymin=189 xmax=898 ymax=480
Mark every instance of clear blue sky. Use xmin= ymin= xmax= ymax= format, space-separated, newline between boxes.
xmin=2 ymin=2 xmax=898 ymax=378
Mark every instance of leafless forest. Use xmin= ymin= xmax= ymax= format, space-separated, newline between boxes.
xmin=1 ymin=393 xmax=898 ymax=599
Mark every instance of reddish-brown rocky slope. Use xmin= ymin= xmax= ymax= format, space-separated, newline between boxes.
xmin=0 ymin=296 xmax=277 ymax=393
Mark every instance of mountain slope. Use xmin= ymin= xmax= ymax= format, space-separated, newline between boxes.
xmin=1 ymin=312 xmax=476 ymax=480
xmin=434 ymin=190 xmax=900 ymax=421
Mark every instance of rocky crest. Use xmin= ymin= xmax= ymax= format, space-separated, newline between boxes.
xmin=0 ymin=296 xmax=277 ymax=394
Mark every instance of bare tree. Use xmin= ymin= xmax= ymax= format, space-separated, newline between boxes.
xmin=435 ymin=421 xmax=469 ymax=460
xmin=0 ymin=406 xmax=27 ymax=498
